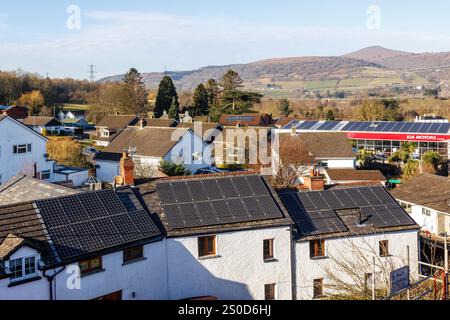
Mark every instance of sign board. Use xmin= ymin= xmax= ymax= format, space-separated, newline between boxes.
xmin=390 ymin=266 xmax=410 ymax=295
xmin=346 ymin=132 xmax=450 ymax=142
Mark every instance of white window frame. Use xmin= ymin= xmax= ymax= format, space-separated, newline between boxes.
xmin=40 ymin=170 xmax=51 ymax=180
xmin=13 ymin=144 xmax=32 ymax=155
xmin=422 ymin=208 xmax=432 ymax=217
xmin=8 ymin=255 xmax=38 ymax=283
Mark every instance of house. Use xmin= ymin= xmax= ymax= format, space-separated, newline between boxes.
xmin=21 ymin=117 xmax=63 ymax=135
xmin=324 ymin=169 xmax=386 ymax=187
xmin=278 ymin=132 xmax=356 ymax=171
xmin=0 ymin=115 xmax=54 ymax=185
xmin=61 ymin=118 xmax=95 ymax=136
xmin=278 ymin=186 xmax=420 ymax=300
xmin=139 ymin=174 xmax=294 ymax=300
xmin=94 ymin=126 xmax=212 ymax=182
xmin=0 ymin=174 xmax=79 ymax=205
xmin=0 ymin=105 xmax=29 ymax=120
xmin=390 ymin=174 xmax=450 ymax=236
xmin=219 ymin=113 xmax=274 ymax=127
xmin=58 ymin=110 xmax=86 ymax=121
xmin=0 ymin=188 xmax=166 ymax=300
xmin=94 ymin=115 xmax=139 ymax=147
xmin=179 ymin=111 xmax=193 ymax=124
xmin=176 ymin=122 xmax=224 ymax=144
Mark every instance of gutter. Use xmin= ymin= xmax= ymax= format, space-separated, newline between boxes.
xmin=290 ymin=225 xmax=297 ymax=300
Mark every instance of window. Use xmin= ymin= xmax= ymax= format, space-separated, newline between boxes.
xmin=198 ymin=235 xmax=216 ymax=257
xmin=422 ymin=208 xmax=431 ymax=217
xmin=79 ymin=257 xmax=102 ymax=274
xmin=379 ymin=240 xmax=390 ymax=257
xmin=40 ymin=170 xmax=51 ymax=180
xmin=313 ymin=279 xmax=324 ymax=299
xmin=123 ymin=246 xmax=144 ymax=263
xmin=264 ymin=284 xmax=276 ymax=300
xmin=8 ymin=256 xmax=37 ymax=282
xmin=310 ymin=239 xmax=326 ymax=258
xmin=399 ymin=202 xmax=412 ymax=214
xmin=13 ymin=144 xmax=32 ymax=154
xmin=263 ymin=239 xmax=274 ymax=261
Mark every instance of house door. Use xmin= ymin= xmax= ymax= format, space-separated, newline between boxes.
xmin=94 ymin=290 xmax=123 ymax=300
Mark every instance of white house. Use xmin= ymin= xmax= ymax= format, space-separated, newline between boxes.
xmin=21 ymin=117 xmax=63 ymax=135
xmin=58 ymin=110 xmax=86 ymax=121
xmin=391 ymin=173 xmax=450 ymax=236
xmin=279 ymin=186 xmax=420 ymax=300
xmin=94 ymin=126 xmax=212 ymax=183
xmin=0 ymin=187 xmax=167 ymax=300
xmin=142 ymin=174 xmax=294 ymax=300
xmin=0 ymin=115 xmax=54 ymax=185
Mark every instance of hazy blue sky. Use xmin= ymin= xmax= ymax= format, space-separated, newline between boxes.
xmin=1 ymin=0 xmax=450 ymax=79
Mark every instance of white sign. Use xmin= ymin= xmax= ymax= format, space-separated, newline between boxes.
xmin=390 ymin=266 xmax=410 ymax=295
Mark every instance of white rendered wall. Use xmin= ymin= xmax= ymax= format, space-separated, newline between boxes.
xmin=166 ymin=227 xmax=292 ymax=300
xmin=295 ymin=230 xmax=419 ymax=300
xmin=0 ymin=117 xmax=53 ymax=184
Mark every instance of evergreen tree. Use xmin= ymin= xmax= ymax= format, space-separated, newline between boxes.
xmin=122 ymin=68 xmax=148 ymax=115
xmin=205 ymin=79 xmax=220 ymax=107
xmin=278 ymin=99 xmax=292 ymax=117
xmin=168 ymin=97 xmax=180 ymax=121
xmin=192 ymin=84 xmax=209 ymax=116
xmin=155 ymin=76 xmax=178 ymax=118
xmin=220 ymin=70 xmax=243 ymax=92
xmin=325 ymin=109 xmax=335 ymax=120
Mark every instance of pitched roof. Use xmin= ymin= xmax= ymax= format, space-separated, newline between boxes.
xmin=275 ymin=117 xmax=299 ymax=128
xmin=145 ymin=118 xmax=178 ymax=128
xmin=34 ymin=188 xmax=162 ymax=264
xmin=176 ymin=122 xmax=223 ymax=140
xmin=0 ymin=234 xmax=26 ymax=260
xmin=390 ymin=174 xmax=450 ymax=214
xmin=94 ymin=127 xmax=191 ymax=161
xmin=140 ymin=175 xmax=293 ymax=237
xmin=0 ymin=175 xmax=79 ymax=206
xmin=325 ymin=169 xmax=386 ymax=182
xmin=0 ymin=202 xmax=56 ymax=264
xmin=219 ymin=113 xmax=274 ymax=127
xmin=96 ymin=115 xmax=139 ymax=130
xmin=21 ymin=116 xmax=62 ymax=127
xmin=278 ymin=186 xmax=418 ymax=240
xmin=279 ymin=132 xmax=355 ymax=164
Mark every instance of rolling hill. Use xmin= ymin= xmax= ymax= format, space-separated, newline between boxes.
xmin=100 ymin=46 xmax=450 ymax=96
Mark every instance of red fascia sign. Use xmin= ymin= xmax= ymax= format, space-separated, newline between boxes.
xmin=346 ymin=132 xmax=450 ymax=142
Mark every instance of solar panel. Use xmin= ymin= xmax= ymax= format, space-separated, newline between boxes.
xmin=156 ymin=183 xmax=176 ymax=204
xmin=91 ymin=219 xmax=123 ymax=246
xmin=298 ymin=121 xmax=318 ymax=130
xmin=305 ymin=192 xmax=330 ymax=210
xmin=50 ymin=226 xmax=83 ymax=259
xmin=202 ymin=179 xmax=224 ymax=200
xmin=438 ymin=124 xmax=450 ymax=134
xmin=96 ymin=190 xmax=127 ymax=214
xmin=72 ymin=222 xmax=104 ymax=252
xmin=217 ymin=178 xmax=239 ymax=198
xmin=58 ymin=197 xmax=88 ymax=224
xmin=330 ymin=190 xmax=357 ymax=208
xmin=427 ymin=123 xmax=442 ymax=134
xmin=382 ymin=122 xmax=396 ymax=132
xmin=247 ymin=175 xmax=270 ymax=196
xmin=409 ymin=122 xmax=423 ymax=133
xmin=232 ymin=176 xmax=254 ymax=197
xmin=188 ymin=180 xmax=208 ymax=202
xmin=211 ymin=200 xmax=235 ymax=224
xmin=161 ymin=204 xmax=185 ymax=229
xmin=110 ymin=214 xmax=142 ymax=242
xmin=129 ymin=210 xmax=161 ymax=235
xmin=36 ymin=199 xmax=69 ymax=228
xmin=195 ymin=202 xmax=217 ymax=226
xmin=78 ymin=193 xmax=109 ymax=218
xmin=178 ymin=203 xmax=201 ymax=226
xmin=227 ymin=198 xmax=250 ymax=220
xmin=256 ymin=196 xmax=283 ymax=218
xmin=320 ymin=191 xmax=344 ymax=209
xmin=171 ymin=182 xmax=193 ymax=203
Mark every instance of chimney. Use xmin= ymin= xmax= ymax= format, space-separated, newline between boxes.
xmin=303 ymin=172 xmax=325 ymax=191
xmin=291 ymin=127 xmax=297 ymax=136
xmin=120 ymin=152 xmax=135 ymax=186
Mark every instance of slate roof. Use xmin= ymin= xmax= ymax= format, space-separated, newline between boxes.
xmin=22 ymin=117 xmax=62 ymax=127
xmin=94 ymin=127 xmax=190 ymax=162
xmin=325 ymin=169 xmax=386 ymax=182
xmin=390 ymin=174 xmax=450 ymax=214
xmin=278 ymin=186 xmax=419 ymax=241
xmin=0 ymin=175 xmax=79 ymax=206
xmin=96 ymin=115 xmax=139 ymax=130
xmin=279 ymin=132 xmax=355 ymax=164
xmin=139 ymin=174 xmax=293 ymax=237
xmin=219 ymin=113 xmax=274 ymax=127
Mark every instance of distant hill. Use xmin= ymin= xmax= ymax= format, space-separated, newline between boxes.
xmin=100 ymin=46 xmax=450 ymax=96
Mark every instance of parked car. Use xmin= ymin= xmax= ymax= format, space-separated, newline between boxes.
xmin=82 ymin=147 xmax=99 ymax=156
xmin=194 ymin=167 xmax=229 ymax=175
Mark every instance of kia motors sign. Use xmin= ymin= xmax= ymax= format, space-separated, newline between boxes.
xmin=390 ymin=266 xmax=410 ymax=295
xmin=347 ymin=132 xmax=450 ymax=142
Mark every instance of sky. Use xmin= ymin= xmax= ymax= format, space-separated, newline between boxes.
xmin=1 ymin=0 xmax=450 ymax=79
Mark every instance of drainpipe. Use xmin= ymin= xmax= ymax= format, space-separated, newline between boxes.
xmin=290 ymin=225 xmax=297 ymax=300
xmin=43 ymin=266 xmax=65 ymax=301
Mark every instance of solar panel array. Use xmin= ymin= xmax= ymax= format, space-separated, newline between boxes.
xmin=36 ymin=190 xmax=161 ymax=260
xmin=156 ymin=175 xmax=285 ymax=230
xmin=278 ymin=186 xmax=416 ymax=236
xmin=226 ymin=115 xmax=256 ymax=122
xmin=283 ymin=120 xmax=450 ymax=135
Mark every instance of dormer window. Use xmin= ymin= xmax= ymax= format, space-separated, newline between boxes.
xmin=8 ymin=255 xmax=38 ymax=282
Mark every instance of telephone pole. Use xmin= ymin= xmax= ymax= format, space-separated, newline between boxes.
xmin=88 ymin=65 xmax=97 ymax=83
